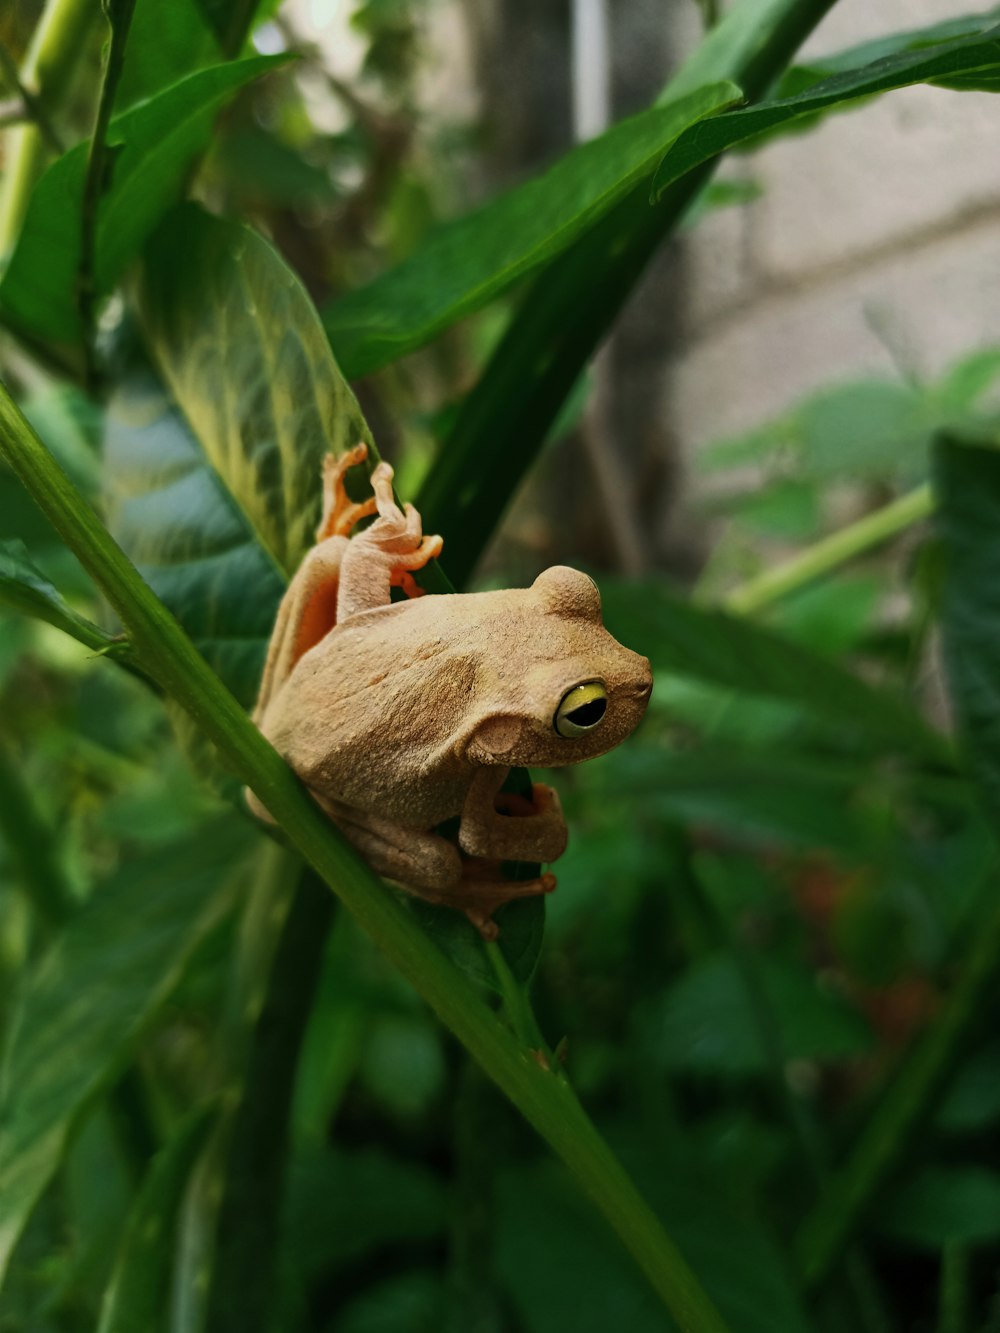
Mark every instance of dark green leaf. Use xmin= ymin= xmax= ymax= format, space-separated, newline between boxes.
xmin=935 ymin=438 xmax=1000 ymax=818
xmin=936 ymin=1042 xmax=1000 ymax=1135
xmin=0 ymin=537 xmax=123 ymax=657
xmin=405 ymin=896 xmax=545 ymax=994
xmin=116 ymin=0 xmax=221 ymax=109
xmin=0 ymin=817 xmax=249 ymax=1281
xmin=0 ymin=56 xmax=288 ymax=345
xmin=652 ymin=26 xmax=1000 ymax=200
xmin=600 ymin=579 xmax=943 ymax=758
xmin=105 ymin=361 xmax=287 ymax=709
xmin=97 ymin=1108 xmax=217 ymax=1333
xmin=323 ymin=82 xmax=740 ymax=378
xmin=594 ymin=745 xmax=874 ymax=855
xmin=283 ymin=1145 xmax=446 ymax=1281
xmin=874 ymin=1166 xmax=1000 ymax=1248
xmin=651 ymin=953 xmax=871 ymax=1077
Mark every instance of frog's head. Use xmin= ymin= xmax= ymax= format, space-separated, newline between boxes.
xmin=466 ymin=566 xmax=652 ymax=768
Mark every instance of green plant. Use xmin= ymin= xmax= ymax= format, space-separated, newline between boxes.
xmin=2 ymin=2 xmax=1000 ymax=1331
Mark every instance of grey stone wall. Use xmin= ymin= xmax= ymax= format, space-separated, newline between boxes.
xmin=673 ymin=0 xmax=1000 ymax=459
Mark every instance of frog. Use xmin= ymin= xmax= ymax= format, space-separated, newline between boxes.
xmin=248 ymin=443 xmax=652 ymax=939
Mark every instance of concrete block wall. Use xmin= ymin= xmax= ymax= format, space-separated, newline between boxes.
xmin=672 ymin=0 xmax=1000 ymax=455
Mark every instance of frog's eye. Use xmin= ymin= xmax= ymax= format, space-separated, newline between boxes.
xmin=554 ymin=682 xmax=608 ymax=738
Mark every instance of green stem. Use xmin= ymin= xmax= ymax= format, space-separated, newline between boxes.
xmin=0 ymin=0 xmax=98 ymax=260
xmin=0 ymin=384 xmax=731 ymax=1333
xmin=723 ymin=484 xmax=933 ymax=616
xmin=78 ymin=0 xmax=137 ymax=388
xmin=484 ymin=939 xmax=553 ymax=1060
xmin=795 ymin=890 xmax=1000 ymax=1290
xmin=0 ymin=45 xmax=62 ymax=152
xmin=937 ymin=1243 xmax=969 ymax=1333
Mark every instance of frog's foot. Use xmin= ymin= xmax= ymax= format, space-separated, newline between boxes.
xmin=457 ymin=870 xmax=558 ymax=941
xmin=316 ymin=443 xmax=378 ymax=541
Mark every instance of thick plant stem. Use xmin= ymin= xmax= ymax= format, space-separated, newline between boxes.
xmin=724 ymin=484 xmax=933 ymax=616
xmin=0 ymin=0 xmax=97 ymax=261
xmin=795 ymin=891 xmax=1000 ymax=1290
xmin=0 ymin=384 xmax=732 ymax=1333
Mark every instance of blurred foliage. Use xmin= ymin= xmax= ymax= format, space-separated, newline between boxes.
xmin=2 ymin=2 xmax=1000 ymax=1331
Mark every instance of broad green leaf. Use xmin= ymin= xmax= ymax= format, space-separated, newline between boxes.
xmin=0 ymin=817 xmax=249 ymax=1282
xmin=936 ymin=1041 xmax=1000 ymax=1135
xmin=97 ymin=1108 xmax=216 ymax=1333
xmin=136 ymin=204 xmax=374 ymax=575
xmin=116 ymin=0 xmax=221 ymax=110
xmin=650 ymin=952 xmax=871 ymax=1077
xmin=282 ymin=1144 xmax=446 ymax=1283
xmin=0 ymin=538 xmax=125 ymax=658
xmin=105 ymin=363 xmax=287 ymax=709
xmin=652 ymin=26 xmax=1000 ymax=200
xmin=322 ymin=81 xmax=740 ymax=378
xmin=591 ymin=745 xmax=875 ymax=856
xmin=600 ymin=579 xmax=943 ymax=758
xmin=874 ymin=1166 xmax=1000 ymax=1248
xmin=934 ymin=439 xmax=1000 ymax=819
xmin=0 ymin=56 xmax=288 ymax=345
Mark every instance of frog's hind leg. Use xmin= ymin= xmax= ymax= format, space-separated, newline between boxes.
xmin=315 ymin=796 xmax=554 ymax=941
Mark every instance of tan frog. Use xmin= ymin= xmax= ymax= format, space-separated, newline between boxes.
xmin=249 ymin=444 xmax=652 ymax=938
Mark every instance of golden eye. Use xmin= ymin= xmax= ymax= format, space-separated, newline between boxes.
xmin=554 ymin=682 xmax=608 ymax=738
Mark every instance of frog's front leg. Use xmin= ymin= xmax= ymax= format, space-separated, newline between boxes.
xmin=254 ymin=443 xmax=377 ymax=722
xmin=458 ymin=767 xmax=569 ymax=865
xmin=337 ymin=462 xmax=442 ymax=621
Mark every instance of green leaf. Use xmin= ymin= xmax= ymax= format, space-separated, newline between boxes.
xmin=936 ymin=1042 xmax=1000 ymax=1135
xmin=282 ymin=1144 xmax=446 ymax=1282
xmin=97 ymin=1108 xmax=217 ymax=1333
xmin=934 ymin=438 xmax=1000 ymax=819
xmin=797 ymin=380 xmax=929 ymax=481
xmin=594 ymin=745 xmax=874 ymax=856
xmin=323 ymin=82 xmax=741 ymax=378
xmin=136 ymin=203 xmax=375 ymax=575
xmin=105 ymin=361 xmax=288 ymax=709
xmin=784 ymin=7 xmax=1000 ymax=82
xmin=652 ymin=25 xmax=1000 ymax=200
xmin=600 ymin=579 xmax=942 ymax=758
xmin=651 ymin=953 xmax=871 ymax=1077
xmin=405 ymin=896 xmax=545 ymax=994
xmin=874 ymin=1166 xmax=1000 ymax=1249
xmin=0 ymin=56 xmax=288 ymax=345
xmin=0 ymin=537 xmax=124 ymax=657
xmin=116 ymin=0 xmax=221 ymax=109
xmin=0 ymin=817 xmax=249 ymax=1283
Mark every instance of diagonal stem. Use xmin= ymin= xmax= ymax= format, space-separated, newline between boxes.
xmin=0 ymin=381 xmax=732 ymax=1333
